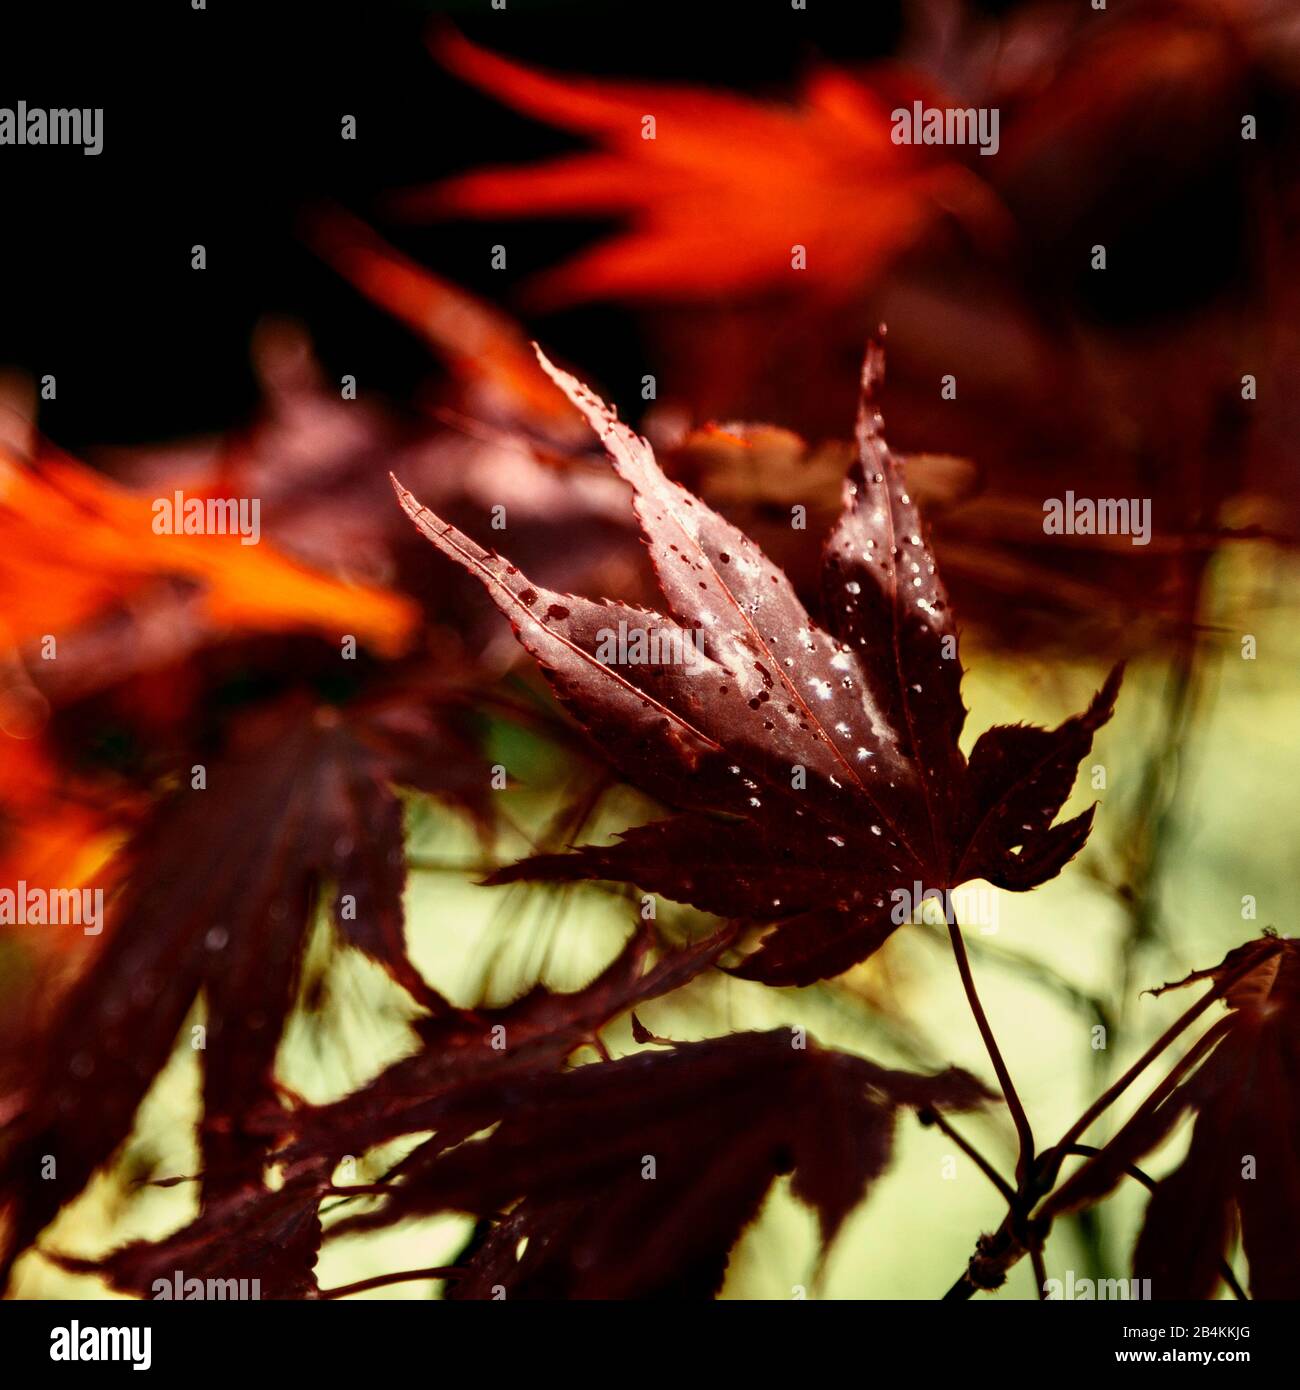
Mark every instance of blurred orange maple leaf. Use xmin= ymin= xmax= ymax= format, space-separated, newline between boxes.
xmin=402 ymin=29 xmax=1003 ymax=305
xmin=0 ymin=446 xmax=417 ymax=658
xmin=302 ymin=205 xmax=580 ymax=436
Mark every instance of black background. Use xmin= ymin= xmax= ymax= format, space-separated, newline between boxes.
xmin=0 ymin=0 xmax=915 ymax=450
xmin=0 ymin=0 xmax=1270 ymax=455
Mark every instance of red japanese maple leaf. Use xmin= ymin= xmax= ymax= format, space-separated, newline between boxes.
xmin=394 ymin=342 xmax=1121 ymax=986
xmin=32 ymin=921 xmax=732 ymax=1301
xmin=275 ymin=919 xmax=737 ymax=1171
xmin=1043 ymin=933 xmax=1299 ymax=1299
xmin=325 ymin=1029 xmax=993 ymax=1299
xmin=0 ymin=679 xmax=488 ymax=1288
xmin=49 ymin=1172 xmax=327 ymax=1301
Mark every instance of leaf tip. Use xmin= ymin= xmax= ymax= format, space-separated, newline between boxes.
xmin=531 ymin=344 xmax=625 ymax=447
xmin=389 ymin=474 xmax=432 ymax=531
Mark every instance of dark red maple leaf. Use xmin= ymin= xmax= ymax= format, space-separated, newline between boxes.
xmin=0 ymin=677 xmax=487 ymax=1288
xmin=49 ymin=1172 xmax=327 ymax=1301
xmin=393 ymin=343 xmax=1121 ymax=986
xmin=1043 ymin=933 xmax=1299 ymax=1299
xmin=331 ymin=1029 xmax=992 ymax=1300
xmin=277 ymin=919 xmax=736 ymax=1170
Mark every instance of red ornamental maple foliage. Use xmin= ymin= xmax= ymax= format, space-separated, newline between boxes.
xmin=261 ymin=918 xmax=995 ymax=1299
xmin=31 ymin=918 xmax=996 ymax=1299
xmin=394 ymin=342 xmax=1122 ymax=985
xmin=412 ymin=29 xmax=994 ymax=305
xmin=0 ymin=681 xmax=490 ymax=1286
xmin=9 ymin=329 xmax=1293 ymax=1302
xmin=2 ymin=0 xmax=1294 ymax=1312
xmin=1043 ymin=935 xmax=1300 ymax=1300
xmin=335 ymin=1031 xmax=994 ymax=1300
xmin=49 ymin=1174 xmax=328 ymax=1302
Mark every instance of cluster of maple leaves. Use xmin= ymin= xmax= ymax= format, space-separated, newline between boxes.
xmin=2 ymin=337 xmax=1291 ymax=1299
xmin=0 ymin=0 xmax=1296 ymax=1300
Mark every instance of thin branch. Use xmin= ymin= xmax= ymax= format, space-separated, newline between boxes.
xmin=1055 ymin=940 xmax=1278 ymax=1155
xmin=946 ymin=909 xmax=1035 ymax=1188
xmin=1040 ymin=1016 xmax=1231 ymax=1208
xmin=320 ymin=1266 xmax=462 ymax=1300
xmin=944 ymin=988 xmax=1256 ymax=1300
xmin=919 ymin=1106 xmax=1016 ymax=1205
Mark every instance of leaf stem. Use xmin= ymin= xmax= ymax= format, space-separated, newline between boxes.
xmin=1036 ymin=1015 xmax=1232 ymax=1217
xmin=320 ymin=1266 xmax=462 ymax=1299
xmin=920 ymin=1106 xmax=1015 ymax=1204
xmin=945 ymin=908 xmax=1035 ymax=1189
xmin=942 ymin=940 xmax=1280 ymax=1299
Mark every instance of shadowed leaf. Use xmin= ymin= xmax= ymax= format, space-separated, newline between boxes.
xmin=338 ymin=1029 xmax=994 ymax=1299
xmin=1045 ymin=934 xmax=1299 ymax=1299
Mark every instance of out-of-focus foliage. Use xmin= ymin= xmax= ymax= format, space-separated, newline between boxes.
xmin=2 ymin=0 xmax=1298 ymax=1301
